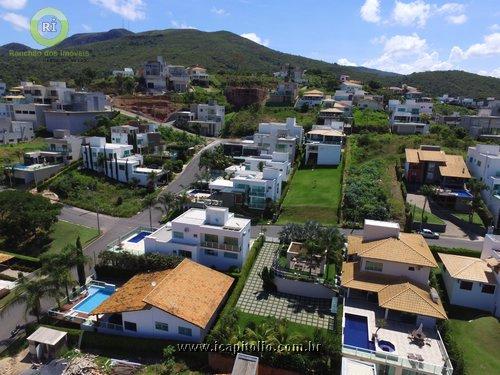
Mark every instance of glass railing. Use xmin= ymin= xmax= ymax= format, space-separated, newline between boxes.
xmin=201 ymin=241 xmax=240 ymax=252
xmin=342 ymin=344 xmax=453 ymax=375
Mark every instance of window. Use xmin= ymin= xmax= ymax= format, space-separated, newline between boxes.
xmin=365 ymin=261 xmax=383 ymax=272
xmin=204 ymin=234 xmax=218 ymax=243
xmin=205 ymin=249 xmax=218 ymax=256
xmin=459 ymin=281 xmax=473 ymax=290
xmin=224 ymin=252 xmax=238 ymax=259
xmin=408 ymin=266 xmax=415 ymax=271
xmin=124 ymin=321 xmax=137 ymax=332
xmin=178 ymin=326 xmax=192 ymax=336
xmin=469 ymin=157 xmax=473 ymax=162
xmin=481 ymin=284 xmax=495 ymax=294
xmin=119 ymin=165 xmax=125 ymax=171
xmin=173 ymin=231 xmax=184 ymax=239
xmin=178 ymin=250 xmax=192 ymax=258
xmin=477 ymin=160 xmax=482 ymax=167
xmin=155 ymin=322 xmax=169 ymax=331
xmin=223 ymin=237 xmax=238 ymax=246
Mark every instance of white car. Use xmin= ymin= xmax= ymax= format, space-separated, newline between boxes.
xmin=418 ymin=229 xmax=440 ymax=239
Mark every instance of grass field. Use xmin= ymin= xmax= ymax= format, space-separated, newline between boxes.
xmin=278 ymin=166 xmax=343 ymax=225
xmin=451 ymin=212 xmax=485 ymax=228
xmin=446 ymin=317 xmax=500 ymax=375
xmin=411 ymin=205 xmax=445 ymax=225
xmin=46 ymin=221 xmax=99 ymax=254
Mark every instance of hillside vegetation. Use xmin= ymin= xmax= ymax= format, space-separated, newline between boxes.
xmin=1 ymin=29 xmax=499 ymax=98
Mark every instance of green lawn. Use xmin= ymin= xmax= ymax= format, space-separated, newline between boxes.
xmin=237 ymin=311 xmax=319 ymax=339
xmin=446 ymin=317 xmax=500 ymax=375
xmin=278 ymin=167 xmax=343 ymax=224
xmin=0 ymin=138 xmax=47 ymax=170
xmin=411 ymin=205 xmax=445 ymax=225
xmin=451 ymin=212 xmax=485 ymax=227
xmin=46 ymin=220 xmax=99 ymax=254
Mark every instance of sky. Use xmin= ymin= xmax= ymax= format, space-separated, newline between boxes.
xmin=0 ymin=0 xmax=499 ymax=77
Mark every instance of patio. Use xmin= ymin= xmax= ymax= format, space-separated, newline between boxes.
xmin=106 ymin=227 xmax=156 ymax=255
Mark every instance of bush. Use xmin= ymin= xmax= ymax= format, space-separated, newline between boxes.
xmin=429 ymin=245 xmax=480 ymax=258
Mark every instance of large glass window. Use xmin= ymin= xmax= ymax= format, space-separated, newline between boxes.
xmin=224 ymin=237 xmax=238 ymax=246
xmin=481 ymin=284 xmax=495 ymax=294
xmin=365 ymin=261 xmax=383 ymax=272
xmin=178 ymin=250 xmax=192 ymax=258
xmin=178 ymin=326 xmax=192 ymax=336
xmin=460 ymin=281 xmax=473 ymax=290
xmin=204 ymin=234 xmax=218 ymax=243
xmin=173 ymin=231 xmax=184 ymax=239
xmin=155 ymin=322 xmax=169 ymax=331
xmin=124 ymin=321 xmax=137 ymax=332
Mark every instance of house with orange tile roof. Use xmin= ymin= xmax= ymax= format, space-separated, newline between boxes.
xmin=87 ymin=259 xmax=233 ymax=342
xmin=439 ymin=234 xmax=500 ymax=317
xmin=340 ymin=219 xmax=453 ymax=375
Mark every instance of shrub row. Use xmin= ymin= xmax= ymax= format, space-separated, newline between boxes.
xmin=429 ymin=245 xmax=481 ymax=259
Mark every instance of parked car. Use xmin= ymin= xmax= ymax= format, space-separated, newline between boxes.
xmin=418 ymin=229 xmax=440 ymax=239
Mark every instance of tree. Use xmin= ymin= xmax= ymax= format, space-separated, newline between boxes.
xmin=143 ymin=193 xmax=157 ymax=230
xmin=40 ymin=246 xmax=79 ymax=304
xmin=157 ymin=191 xmax=178 ymax=218
xmin=467 ymin=178 xmax=488 ymax=224
xmin=75 ymin=236 xmax=87 ymax=286
xmin=304 ymin=239 xmax=322 ymax=275
xmin=0 ymin=191 xmax=61 ymax=249
xmin=419 ymin=185 xmax=436 ymax=231
xmin=147 ymin=171 xmax=158 ymax=192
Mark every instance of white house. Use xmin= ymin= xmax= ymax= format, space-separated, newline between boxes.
xmin=110 ymin=123 xmax=163 ymax=154
xmin=188 ymin=66 xmax=209 ymax=85
xmin=340 ymin=80 xmax=363 ymax=93
xmin=81 ymin=137 xmax=163 ymax=187
xmin=305 ymin=127 xmax=344 ymax=166
xmin=144 ymin=207 xmax=251 ymax=270
xmin=466 ymin=144 xmax=500 ymax=227
xmin=294 ymin=90 xmax=324 ymax=109
xmin=143 ymin=56 xmax=168 ymax=93
xmin=253 ymin=117 xmax=304 ymax=161
xmin=341 ymin=220 xmax=452 ymax=375
xmin=241 ymin=152 xmax=292 ymax=181
xmin=189 ymin=100 xmax=225 ymax=137
xmin=231 ymin=167 xmax=283 ymax=209
xmin=90 ymin=259 xmax=233 ymax=342
xmin=439 ymin=234 xmax=499 ymax=317
xmin=0 ymin=118 xmax=34 ymax=144
xmin=388 ymin=98 xmax=433 ymax=124
xmin=112 ymin=68 xmax=134 ymax=77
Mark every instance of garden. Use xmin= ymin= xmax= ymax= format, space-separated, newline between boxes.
xmin=352 ymin=108 xmax=390 ymax=133
xmin=278 ymin=166 xmax=343 ymax=225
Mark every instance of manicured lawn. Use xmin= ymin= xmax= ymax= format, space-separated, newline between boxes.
xmin=411 ymin=205 xmax=445 ymax=225
xmin=237 ymin=311 xmax=319 ymax=339
xmin=446 ymin=317 xmax=500 ymax=375
xmin=278 ymin=166 xmax=343 ymax=225
xmin=46 ymin=220 xmax=99 ymax=254
xmin=49 ymin=169 xmax=153 ymax=217
xmin=325 ymin=263 xmax=336 ymax=282
xmin=451 ymin=212 xmax=485 ymax=227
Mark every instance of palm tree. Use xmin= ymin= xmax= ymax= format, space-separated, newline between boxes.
xmin=143 ymin=193 xmax=157 ymax=230
xmin=467 ymin=178 xmax=488 ymax=224
xmin=419 ymin=185 xmax=436 ymax=231
xmin=147 ymin=171 xmax=158 ymax=192
xmin=40 ymin=248 xmax=77 ymax=304
xmin=1 ymin=276 xmax=52 ymax=323
xmin=157 ymin=191 xmax=177 ymax=218
xmin=304 ymin=239 xmax=322 ymax=275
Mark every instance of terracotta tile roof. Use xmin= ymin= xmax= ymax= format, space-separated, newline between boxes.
xmin=378 ymin=282 xmax=447 ymax=320
xmin=405 ymin=148 xmax=446 ymax=163
xmin=439 ymin=155 xmax=471 ymax=179
xmin=438 ymin=253 xmax=496 ymax=284
xmin=143 ymin=259 xmax=233 ymax=328
xmin=303 ymin=89 xmax=324 ymax=97
xmin=405 ymin=149 xmax=420 ymax=163
xmin=92 ymin=270 xmax=171 ymax=315
xmin=92 ymin=259 xmax=233 ymax=328
xmin=0 ymin=252 xmax=14 ymax=264
xmin=347 ymin=233 xmax=438 ymax=267
xmin=341 ymin=262 xmax=447 ymax=319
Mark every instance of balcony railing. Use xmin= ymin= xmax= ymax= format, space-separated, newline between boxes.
xmin=342 ymin=344 xmax=453 ymax=375
xmin=201 ymin=241 xmax=240 ymax=252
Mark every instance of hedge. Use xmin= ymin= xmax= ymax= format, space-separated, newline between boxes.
xmin=429 ymin=245 xmax=480 ymax=259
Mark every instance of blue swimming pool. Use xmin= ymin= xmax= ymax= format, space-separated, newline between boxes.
xmin=453 ymin=189 xmax=473 ymax=199
xmin=73 ymin=286 xmax=114 ymax=314
xmin=344 ymin=314 xmax=375 ymax=350
xmin=127 ymin=231 xmax=152 ymax=243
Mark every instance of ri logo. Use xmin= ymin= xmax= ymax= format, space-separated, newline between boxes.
xmin=30 ymin=7 xmax=69 ymax=47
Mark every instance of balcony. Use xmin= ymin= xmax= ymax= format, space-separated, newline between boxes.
xmin=201 ymin=241 xmax=240 ymax=252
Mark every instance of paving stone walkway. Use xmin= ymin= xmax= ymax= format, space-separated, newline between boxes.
xmin=236 ymin=241 xmax=334 ymax=330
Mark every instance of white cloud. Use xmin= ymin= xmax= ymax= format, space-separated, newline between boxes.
xmin=240 ymin=32 xmax=269 ymax=47
xmin=477 ymin=67 xmax=500 ymax=78
xmin=90 ymin=0 xmax=145 ymax=21
xmin=0 ymin=0 xmax=26 ymax=10
xmin=82 ymin=24 xmax=92 ymax=32
xmin=337 ymin=58 xmax=357 ymax=66
xmin=446 ymin=14 xmax=467 ymax=24
xmin=360 ymin=0 xmax=381 ymax=23
xmin=211 ymin=7 xmax=229 ymax=16
xmin=436 ymin=2 xmax=467 ymax=24
xmin=392 ymin=1 xmax=431 ymax=27
xmin=1 ymin=11 xmax=28 ymax=30
xmin=171 ymin=20 xmax=195 ymax=29
xmin=450 ymin=33 xmax=500 ymax=60
xmin=364 ymin=33 xmax=453 ymax=74
xmin=490 ymin=24 xmax=500 ymax=31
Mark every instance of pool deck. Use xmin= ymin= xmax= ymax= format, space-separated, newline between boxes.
xmin=343 ymin=301 xmax=449 ymax=369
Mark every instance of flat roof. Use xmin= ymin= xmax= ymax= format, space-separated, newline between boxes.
xmin=27 ymin=327 xmax=67 ymax=346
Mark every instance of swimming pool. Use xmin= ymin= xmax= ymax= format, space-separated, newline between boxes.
xmin=73 ymin=286 xmax=115 ymax=314
xmin=344 ymin=314 xmax=375 ymax=350
xmin=127 ymin=231 xmax=152 ymax=243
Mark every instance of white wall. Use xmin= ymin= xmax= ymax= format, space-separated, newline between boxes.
xmin=361 ymin=258 xmax=431 ymax=285
xmin=274 ymin=277 xmax=336 ymax=299
xmin=317 ymin=144 xmax=341 ymax=165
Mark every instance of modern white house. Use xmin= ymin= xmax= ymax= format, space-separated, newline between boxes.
xmin=253 ymin=117 xmax=304 ymax=161
xmin=294 ymin=90 xmax=324 ymax=109
xmin=388 ymin=98 xmax=433 ymax=124
xmin=305 ymin=126 xmax=344 ymax=166
xmin=166 ymin=65 xmax=190 ymax=92
xmin=439 ymin=234 xmax=499 ymax=317
xmin=0 ymin=118 xmax=34 ymax=144
xmin=341 ymin=219 xmax=453 ymax=375
xmin=110 ymin=123 xmax=164 ymax=154
xmin=143 ymin=207 xmax=251 ymax=270
xmin=81 ymin=137 xmax=163 ymax=187
xmin=241 ymin=152 xmax=292 ymax=181
xmin=189 ymin=100 xmax=225 ymax=136
xmin=466 ymin=144 xmax=500 ymax=227
xmin=90 ymin=259 xmax=233 ymax=342
xmin=143 ymin=56 xmax=168 ymax=93
xmin=112 ymin=68 xmax=134 ymax=77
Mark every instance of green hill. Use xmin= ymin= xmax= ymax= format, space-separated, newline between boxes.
xmin=1 ymin=28 xmax=499 ymax=98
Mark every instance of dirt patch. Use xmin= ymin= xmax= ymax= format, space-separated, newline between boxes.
xmin=0 ymin=348 xmax=32 ymax=375
xmin=112 ymin=95 xmax=182 ymax=122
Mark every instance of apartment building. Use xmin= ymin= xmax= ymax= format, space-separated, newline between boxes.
xmin=466 ymin=144 xmax=500 ymax=227
xmin=341 ymin=220 xmax=452 ymax=375
xmin=439 ymin=234 xmax=499 ymax=317
xmin=81 ymin=137 xmax=163 ymax=187
xmin=305 ymin=126 xmax=345 ymax=166
xmin=143 ymin=207 xmax=251 ymax=270
xmin=0 ymin=118 xmax=34 ymax=144
xmin=189 ymin=100 xmax=225 ymax=136
xmin=253 ymin=117 xmax=304 ymax=162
